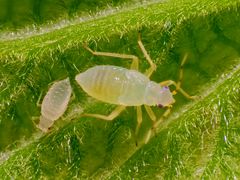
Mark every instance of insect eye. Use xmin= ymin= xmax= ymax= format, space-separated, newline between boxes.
xmin=157 ymin=104 xmax=164 ymax=108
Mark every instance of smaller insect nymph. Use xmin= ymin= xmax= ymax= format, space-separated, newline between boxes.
xmin=38 ymin=78 xmax=72 ymax=132
xmin=75 ymin=33 xmax=197 ymax=143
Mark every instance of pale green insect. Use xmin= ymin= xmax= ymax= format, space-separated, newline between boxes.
xmin=76 ymin=65 xmax=175 ymax=107
xmin=75 ymin=34 xmax=197 ymax=143
xmin=38 ymin=78 xmax=72 ymax=132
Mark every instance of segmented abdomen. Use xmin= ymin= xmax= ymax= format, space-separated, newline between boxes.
xmin=39 ymin=78 xmax=72 ymax=132
xmin=75 ymin=65 xmax=149 ymax=106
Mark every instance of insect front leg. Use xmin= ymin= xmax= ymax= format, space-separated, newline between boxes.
xmin=159 ymin=53 xmax=198 ymax=99
xmin=81 ymin=105 xmax=126 ymax=121
xmin=153 ymin=106 xmax=172 ymax=129
xmin=177 ymin=53 xmax=188 ymax=90
xmin=83 ymin=44 xmax=139 ymax=70
xmin=159 ymin=80 xmax=198 ymax=99
xmin=145 ymin=106 xmax=172 ymax=144
xmin=144 ymin=105 xmax=157 ymax=123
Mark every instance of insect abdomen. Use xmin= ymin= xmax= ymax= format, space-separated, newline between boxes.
xmin=75 ymin=65 xmax=149 ymax=105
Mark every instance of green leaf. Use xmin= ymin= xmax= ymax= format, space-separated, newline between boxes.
xmin=0 ymin=0 xmax=136 ymax=30
xmin=0 ymin=0 xmax=240 ymax=179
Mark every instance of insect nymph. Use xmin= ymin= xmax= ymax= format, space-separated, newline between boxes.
xmin=38 ymin=78 xmax=72 ymax=132
xmin=75 ymin=33 xmax=197 ymax=143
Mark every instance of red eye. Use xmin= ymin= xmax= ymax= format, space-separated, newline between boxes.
xmin=157 ymin=104 xmax=164 ymax=108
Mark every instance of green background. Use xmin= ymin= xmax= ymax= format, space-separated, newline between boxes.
xmin=0 ymin=0 xmax=240 ymax=179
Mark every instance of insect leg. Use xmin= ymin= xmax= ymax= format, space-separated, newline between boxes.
xmin=137 ymin=33 xmax=157 ymax=78
xmin=154 ymin=106 xmax=172 ymax=129
xmin=145 ymin=106 xmax=172 ymax=144
xmin=135 ymin=106 xmax=143 ymax=137
xmin=159 ymin=80 xmax=198 ymax=99
xmin=81 ymin=105 xmax=126 ymax=121
xmin=83 ymin=44 xmax=139 ymax=70
xmin=144 ymin=105 xmax=157 ymax=123
xmin=36 ymin=91 xmax=43 ymax=107
xmin=143 ymin=105 xmax=157 ymax=144
xmin=144 ymin=105 xmax=157 ymax=144
xmin=160 ymin=53 xmax=198 ymax=99
xmin=133 ymin=106 xmax=143 ymax=146
xmin=177 ymin=53 xmax=188 ymax=91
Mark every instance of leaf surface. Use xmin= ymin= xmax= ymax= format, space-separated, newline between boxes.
xmin=0 ymin=0 xmax=240 ymax=179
